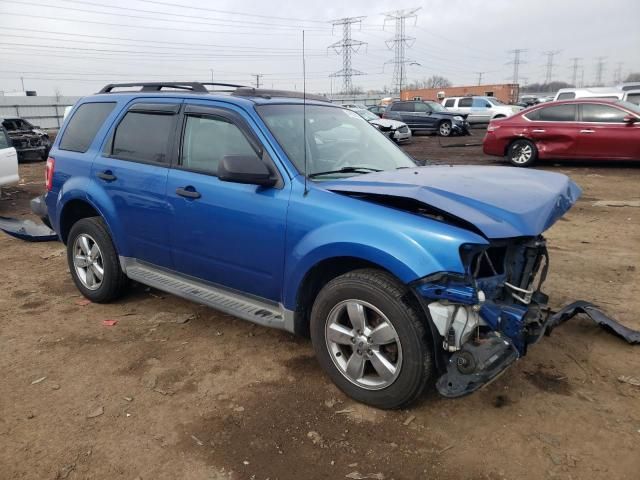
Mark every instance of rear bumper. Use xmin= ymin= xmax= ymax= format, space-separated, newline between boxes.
xmin=482 ymin=134 xmax=506 ymax=156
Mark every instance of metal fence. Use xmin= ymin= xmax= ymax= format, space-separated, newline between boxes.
xmin=0 ymin=96 xmax=82 ymax=130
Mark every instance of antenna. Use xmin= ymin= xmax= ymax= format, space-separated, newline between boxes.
xmin=303 ymin=29 xmax=309 ymax=195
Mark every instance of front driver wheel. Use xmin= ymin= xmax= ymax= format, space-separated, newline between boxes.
xmin=438 ymin=120 xmax=452 ymax=137
xmin=310 ymin=269 xmax=433 ymax=409
xmin=507 ymin=139 xmax=538 ymax=167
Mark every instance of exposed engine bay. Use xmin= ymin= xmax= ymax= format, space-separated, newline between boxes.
xmin=1 ymin=117 xmax=51 ymax=160
xmin=415 ymin=236 xmax=556 ymax=397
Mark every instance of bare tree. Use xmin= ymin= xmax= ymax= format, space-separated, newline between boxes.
xmin=405 ymin=75 xmax=452 ymax=90
xmin=624 ymin=72 xmax=640 ymax=82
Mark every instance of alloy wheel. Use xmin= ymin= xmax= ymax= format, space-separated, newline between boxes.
xmin=325 ymin=299 xmax=403 ymax=390
xmin=439 ymin=122 xmax=452 ymax=136
xmin=72 ymin=234 xmax=104 ymax=291
xmin=513 ymin=144 xmax=533 ymax=164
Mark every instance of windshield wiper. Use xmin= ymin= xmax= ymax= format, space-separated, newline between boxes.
xmin=308 ymin=166 xmax=382 ymax=178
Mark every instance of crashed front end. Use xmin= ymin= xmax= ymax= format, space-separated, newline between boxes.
xmin=414 ymin=236 xmax=553 ymax=397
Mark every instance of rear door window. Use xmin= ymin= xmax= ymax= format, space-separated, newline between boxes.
xmin=534 ymin=104 xmax=577 ymax=121
xmin=458 ymin=98 xmax=473 ymax=107
xmin=581 ymin=104 xmax=627 ymax=123
xmin=110 ymin=111 xmax=175 ymax=164
xmin=390 ymin=102 xmax=414 ymax=112
xmin=59 ymin=102 xmax=116 ymax=153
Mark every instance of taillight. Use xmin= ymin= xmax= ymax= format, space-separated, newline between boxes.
xmin=45 ymin=157 xmax=55 ymax=191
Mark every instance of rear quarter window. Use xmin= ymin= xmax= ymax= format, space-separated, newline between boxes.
xmin=444 ymin=99 xmax=455 ymax=108
xmin=59 ymin=102 xmax=116 ymax=153
xmin=556 ymin=92 xmax=575 ymax=100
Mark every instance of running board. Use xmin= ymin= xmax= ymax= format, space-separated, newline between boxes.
xmin=121 ymin=258 xmax=292 ymax=332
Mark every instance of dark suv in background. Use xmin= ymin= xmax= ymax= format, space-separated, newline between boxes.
xmin=382 ymin=100 xmax=469 ymax=137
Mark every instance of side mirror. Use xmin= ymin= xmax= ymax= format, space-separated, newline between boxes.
xmin=217 ymin=154 xmax=276 ymax=187
xmin=623 ymin=115 xmax=637 ymax=124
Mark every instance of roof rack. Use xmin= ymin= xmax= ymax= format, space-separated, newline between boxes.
xmin=98 ymin=82 xmax=246 ymax=94
xmin=232 ymin=87 xmax=330 ymax=103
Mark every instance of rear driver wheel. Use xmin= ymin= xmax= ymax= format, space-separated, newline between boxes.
xmin=310 ymin=269 xmax=433 ymax=409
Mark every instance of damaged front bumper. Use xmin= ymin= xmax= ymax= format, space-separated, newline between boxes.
xmin=413 ymin=237 xmax=556 ymax=398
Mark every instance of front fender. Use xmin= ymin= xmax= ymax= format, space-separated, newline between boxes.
xmin=282 ymin=219 xmax=487 ymax=310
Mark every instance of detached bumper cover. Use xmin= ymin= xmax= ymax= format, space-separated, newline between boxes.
xmin=0 ymin=194 xmax=57 ymax=242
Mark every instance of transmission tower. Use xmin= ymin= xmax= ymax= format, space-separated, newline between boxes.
xmin=542 ymin=50 xmax=561 ymax=84
xmin=613 ymin=62 xmax=624 ymax=84
xmin=569 ymin=57 xmax=582 ymax=86
xmin=507 ymin=49 xmax=527 ymax=85
xmin=328 ymin=17 xmax=367 ymax=94
xmin=594 ymin=57 xmax=607 ymax=86
xmin=384 ymin=8 xmax=420 ymax=94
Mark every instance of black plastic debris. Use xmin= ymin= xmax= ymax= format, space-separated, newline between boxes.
xmin=0 ymin=216 xmax=58 ymax=242
xmin=547 ymin=300 xmax=640 ymax=345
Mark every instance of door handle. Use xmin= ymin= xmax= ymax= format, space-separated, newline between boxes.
xmin=176 ymin=187 xmax=201 ymax=199
xmin=97 ymin=170 xmax=117 ymax=182
xmin=532 ymin=129 xmax=546 ymax=133
xmin=580 ymin=129 xmax=595 ymax=133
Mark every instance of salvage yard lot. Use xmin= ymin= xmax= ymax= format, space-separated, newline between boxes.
xmin=1 ymin=136 xmax=639 ymax=480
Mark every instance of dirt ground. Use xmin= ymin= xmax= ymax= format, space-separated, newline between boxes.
xmin=1 ymin=136 xmax=639 ymax=480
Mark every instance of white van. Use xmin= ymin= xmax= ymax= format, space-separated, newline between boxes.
xmin=554 ymin=87 xmax=624 ymax=101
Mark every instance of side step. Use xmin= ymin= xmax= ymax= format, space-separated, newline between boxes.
xmin=122 ymin=258 xmax=289 ymax=331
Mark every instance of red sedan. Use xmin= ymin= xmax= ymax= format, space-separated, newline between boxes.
xmin=483 ymin=99 xmax=640 ymax=167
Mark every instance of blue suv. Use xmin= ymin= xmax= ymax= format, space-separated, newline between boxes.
xmin=41 ymin=82 xmax=580 ymax=409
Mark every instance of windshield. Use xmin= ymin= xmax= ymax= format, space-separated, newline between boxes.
xmin=619 ymin=100 xmax=640 ymax=113
xmin=257 ymin=104 xmax=416 ymax=179
xmin=354 ymin=109 xmax=379 ymax=121
xmin=426 ymin=101 xmax=446 ymax=112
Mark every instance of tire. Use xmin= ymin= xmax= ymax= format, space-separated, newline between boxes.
xmin=438 ymin=120 xmax=452 ymax=137
xmin=507 ymin=138 xmax=538 ymax=167
xmin=66 ymin=217 xmax=128 ymax=303
xmin=310 ymin=269 xmax=433 ymax=409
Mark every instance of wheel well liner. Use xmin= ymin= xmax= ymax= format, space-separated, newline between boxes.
xmin=59 ymin=199 xmax=100 ymax=244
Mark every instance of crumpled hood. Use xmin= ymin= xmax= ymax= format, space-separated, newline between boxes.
xmin=322 ymin=166 xmax=581 ymax=239
xmin=369 ymin=118 xmax=405 ymax=130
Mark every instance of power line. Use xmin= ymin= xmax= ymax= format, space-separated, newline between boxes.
xmin=384 ymin=8 xmax=420 ymax=94
xmin=507 ymin=49 xmax=527 ymax=85
xmin=594 ymin=57 xmax=607 ymax=86
xmin=328 ymin=17 xmax=367 ymax=94
xmin=542 ymin=50 xmax=561 ymax=84
xmin=569 ymin=57 xmax=582 ymax=86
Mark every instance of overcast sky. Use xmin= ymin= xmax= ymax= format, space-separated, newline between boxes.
xmin=1 ymin=0 xmax=639 ymax=96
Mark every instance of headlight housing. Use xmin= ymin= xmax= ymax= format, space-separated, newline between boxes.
xmin=453 ymin=115 xmax=464 ymax=121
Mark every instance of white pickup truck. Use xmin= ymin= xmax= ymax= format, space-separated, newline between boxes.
xmin=0 ymin=125 xmax=19 ymax=189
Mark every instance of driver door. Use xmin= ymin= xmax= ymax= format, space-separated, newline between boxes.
xmin=166 ymin=103 xmax=290 ymax=302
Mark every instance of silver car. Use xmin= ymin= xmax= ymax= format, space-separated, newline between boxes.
xmin=442 ymin=96 xmax=522 ymax=125
xmin=350 ymin=108 xmax=412 ymax=143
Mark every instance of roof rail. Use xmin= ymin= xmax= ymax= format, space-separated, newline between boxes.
xmin=232 ymin=87 xmax=330 ymax=102
xmin=98 ymin=82 xmax=247 ymax=94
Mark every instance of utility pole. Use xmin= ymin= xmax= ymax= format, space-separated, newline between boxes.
xmin=594 ymin=57 xmax=606 ymax=86
xmin=580 ymin=66 xmax=585 ymax=87
xmin=542 ymin=50 xmax=561 ymax=84
xmin=328 ymin=17 xmax=367 ymax=95
xmin=210 ymin=69 xmax=214 ymax=82
xmin=384 ymin=8 xmax=420 ymax=95
xmin=507 ymin=49 xmax=527 ymax=85
xmin=476 ymin=71 xmax=485 ymax=86
xmin=20 ymin=76 xmax=25 ymax=92
xmin=569 ymin=57 xmax=582 ymax=86
xmin=252 ymin=74 xmax=263 ymax=89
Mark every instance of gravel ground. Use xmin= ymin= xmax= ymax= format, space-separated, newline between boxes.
xmin=1 ymin=137 xmax=639 ymax=480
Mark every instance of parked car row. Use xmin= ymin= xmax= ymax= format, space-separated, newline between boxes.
xmin=483 ymin=99 xmax=640 ymax=166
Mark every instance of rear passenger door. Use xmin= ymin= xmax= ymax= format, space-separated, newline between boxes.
xmin=389 ymin=102 xmax=416 ymax=128
xmin=166 ymin=103 xmax=290 ymax=302
xmin=456 ymin=97 xmax=473 ymax=120
xmin=91 ymin=100 xmax=179 ymax=268
xmin=524 ymin=103 xmax=580 ymax=158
